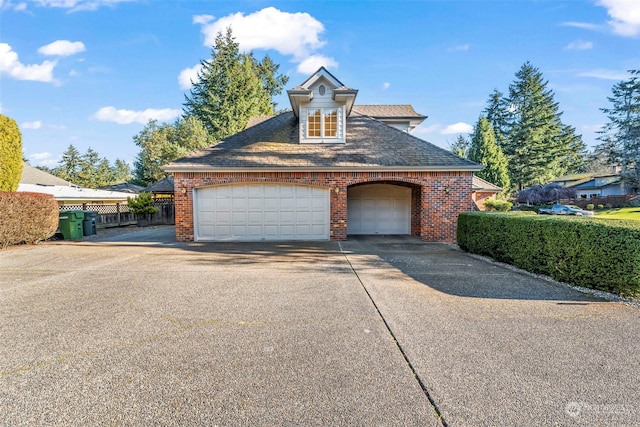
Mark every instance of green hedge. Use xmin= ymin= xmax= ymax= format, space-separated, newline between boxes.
xmin=457 ymin=212 xmax=640 ymax=297
xmin=0 ymin=192 xmax=59 ymax=248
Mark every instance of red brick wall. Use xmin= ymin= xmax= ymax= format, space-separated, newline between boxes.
xmin=173 ymin=171 xmax=473 ymax=243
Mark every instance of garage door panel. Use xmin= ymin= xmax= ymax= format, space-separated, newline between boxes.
xmin=347 ymin=184 xmax=411 ymax=235
xmin=195 ymin=184 xmax=329 ymax=241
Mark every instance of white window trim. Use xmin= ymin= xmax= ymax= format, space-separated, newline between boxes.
xmin=306 ymin=107 xmax=339 ymax=139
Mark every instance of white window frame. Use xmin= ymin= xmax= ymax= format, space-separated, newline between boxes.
xmin=307 ymin=108 xmax=339 ymax=139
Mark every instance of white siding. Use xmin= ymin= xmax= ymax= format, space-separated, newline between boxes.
xmin=299 ymin=77 xmax=346 ymax=144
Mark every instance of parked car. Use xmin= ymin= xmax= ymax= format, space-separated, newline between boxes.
xmin=537 ymin=204 xmax=595 ymax=217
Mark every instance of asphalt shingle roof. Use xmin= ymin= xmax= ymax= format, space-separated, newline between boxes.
xmin=20 ymin=163 xmax=71 ymax=186
xmin=352 ymin=105 xmax=426 ymax=119
xmin=165 ymin=111 xmax=480 ymax=171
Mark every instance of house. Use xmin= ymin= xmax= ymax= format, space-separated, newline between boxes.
xmin=99 ymin=182 xmax=144 ymax=194
xmin=163 ymin=67 xmax=481 ymax=242
xmin=472 ymin=176 xmax=502 ymax=210
xmin=142 ymin=176 xmax=175 ymax=199
xmin=553 ymin=172 xmax=632 ymax=199
xmin=18 ymin=163 xmax=136 ymax=206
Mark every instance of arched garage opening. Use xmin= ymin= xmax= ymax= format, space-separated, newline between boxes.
xmin=193 ymin=183 xmax=330 ymax=241
xmin=347 ymin=182 xmax=420 ymax=236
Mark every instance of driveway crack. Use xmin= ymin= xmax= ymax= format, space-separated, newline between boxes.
xmin=339 ymin=242 xmax=448 ymax=427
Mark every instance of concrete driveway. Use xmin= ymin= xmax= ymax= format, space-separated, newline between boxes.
xmin=1 ymin=227 xmax=638 ymax=426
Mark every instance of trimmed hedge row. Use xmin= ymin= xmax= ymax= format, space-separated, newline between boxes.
xmin=0 ymin=192 xmax=59 ymax=249
xmin=457 ymin=212 xmax=640 ymax=297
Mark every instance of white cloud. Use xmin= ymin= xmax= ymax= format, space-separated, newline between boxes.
xmin=38 ymin=40 xmax=86 ymax=56
xmin=92 ymin=106 xmax=181 ymax=125
xmin=579 ymin=68 xmax=630 ymax=80
xmin=413 ymin=124 xmax=442 ymax=135
xmin=0 ymin=43 xmax=57 ymax=82
xmin=582 ymin=124 xmax=604 ymax=133
xmin=296 ymin=55 xmax=338 ymax=74
xmin=193 ymin=14 xmax=214 ymax=25
xmin=31 ymin=0 xmax=133 ymax=12
xmin=449 ymin=44 xmax=470 ymax=52
xmin=195 ymin=7 xmax=337 ymax=74
xmin=178 ymin=63 xmax=202 ymax=89
xmin=560 ymin=21 xmax=604 ymax=31
xmin=598 ymin=0 xmax=640 ymax=37
xmin=1 ymin=1 xmax=28 ymax=11
xmin=382 ymin=82 xmax=391 ymax=90
xmin=29 ymin=152 xmax=59 ymax=167
xmin=442 ymin=122 xmax=473 ymax=135
xmin=566 ymin=40 xmax=593 ymax=50
xmin=22 ymin=120 xmax=42 ymax=129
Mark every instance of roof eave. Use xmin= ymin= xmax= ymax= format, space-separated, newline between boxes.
xmin=163 ymin=165 xmax=482 ymax=173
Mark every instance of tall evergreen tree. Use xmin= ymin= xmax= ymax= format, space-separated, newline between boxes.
xmin=449 ymin=134 xmax=469 ymax=158
xmin=183 ymin=27 xmax=288 ymax=141
xmin=0 ymin=114 xmax=23 ymax=191
xmin=483 ymin=62 xmax=586 ymax=191
xmin=483 ymin=89 xmax=510 ymax=150
xmin=54 ymin=144 xmax=83 ymax=183
xmin=597 ymin=70 xmax=640 ymax=192
xmin=468 ymin=117 xmax=510 ymax=192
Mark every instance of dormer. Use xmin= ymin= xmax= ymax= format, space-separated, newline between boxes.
xmin=287 ymin=67 xmax=358 ymax=144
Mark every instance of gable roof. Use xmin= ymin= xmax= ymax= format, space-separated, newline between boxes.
xmin=142 ymin=176 xmax=174 ymax=193
xmin=20 ymin=163 xmax=71 ymax=186
xmin=164 ymin=111 xmax=480 ymax=172
xmin=472 ymin=175 xmax=502 ymax=192
xmin=287 ymin=66 xmax=358 ymax=118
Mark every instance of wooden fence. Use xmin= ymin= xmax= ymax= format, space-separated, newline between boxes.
xmin=58 ymin=200 xmax=175 ymax=228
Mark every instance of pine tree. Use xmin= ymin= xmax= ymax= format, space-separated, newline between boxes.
xmin=484 ymin=62 xmax=586 ymax=191
xmin=597 ymin=70 xmax=640 ymax=192
xmin=54 ymin=144 xmax=82 ymax=184
xmin=0 ymin=114 xmax=23 ymax=191
xmin=468 ymin=117 xmax=510 ymax=192
xmin=183 ymin=27 xmax=288 ymax=141
xmin=449 ymin=135 xmax=469 ymax=158
xmin=483 ymin=89 xmax=510 ymax=150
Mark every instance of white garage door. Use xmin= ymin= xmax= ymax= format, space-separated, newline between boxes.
xmin=347 ymin=184 xmax=411 ymax=235
xmin=194 ymin=184 xmax=330 ymax=241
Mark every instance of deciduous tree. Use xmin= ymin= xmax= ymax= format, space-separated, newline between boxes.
xmin=133 ymin=117 xmax=212 ymax=186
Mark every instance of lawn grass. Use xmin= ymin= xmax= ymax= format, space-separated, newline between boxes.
xmin=595 ymin=207 xmax=640 ymax=221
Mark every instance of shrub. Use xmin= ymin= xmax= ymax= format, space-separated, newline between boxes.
xmin=0 ymin=115 xmax=23 ymax=192
xmin=127 ymin=192 xmax=158 ymax=216
xmin=0 ymin=192 xmax=58 ymax=248
xmin=484 ymin=199 xmax=513 ymax=212
xmin=585 ymin=204 xmax=594 ymax=210
xmin=597 ymin=204 xmax=604 ymax=210
xmin=457 ymin=212 xmax=640 ymax=297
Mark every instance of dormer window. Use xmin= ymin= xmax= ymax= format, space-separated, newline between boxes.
xmin=307 ymin=108 xmax=338 ymax=138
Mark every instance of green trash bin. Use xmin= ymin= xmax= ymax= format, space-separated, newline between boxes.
xmin=82 ymin=210 xmax=98 ymax=236
xmin=58 ymin=210 xmax=84 ymax=240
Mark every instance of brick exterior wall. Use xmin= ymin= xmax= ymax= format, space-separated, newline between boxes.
xmin=173 ymin=171 xmax=473 ymax=243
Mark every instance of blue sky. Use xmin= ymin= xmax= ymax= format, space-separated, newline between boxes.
xmin=1 ymin=0 xmax=639 ymax=169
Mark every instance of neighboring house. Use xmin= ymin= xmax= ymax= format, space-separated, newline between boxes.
xmin=99 ymin=183 xmax=144 ymax=194
xmin=472 ymin=176 xmax=502 ymax=210
xmin=18 ymin=163 xmax=136 ymax=206
xmin=142 ymin=176 xmax=174 ymax=199
xmin=553 ymin=172 xmax=633 ymax=199
xmin=164 ymin=67 xmax=481 ymax=242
